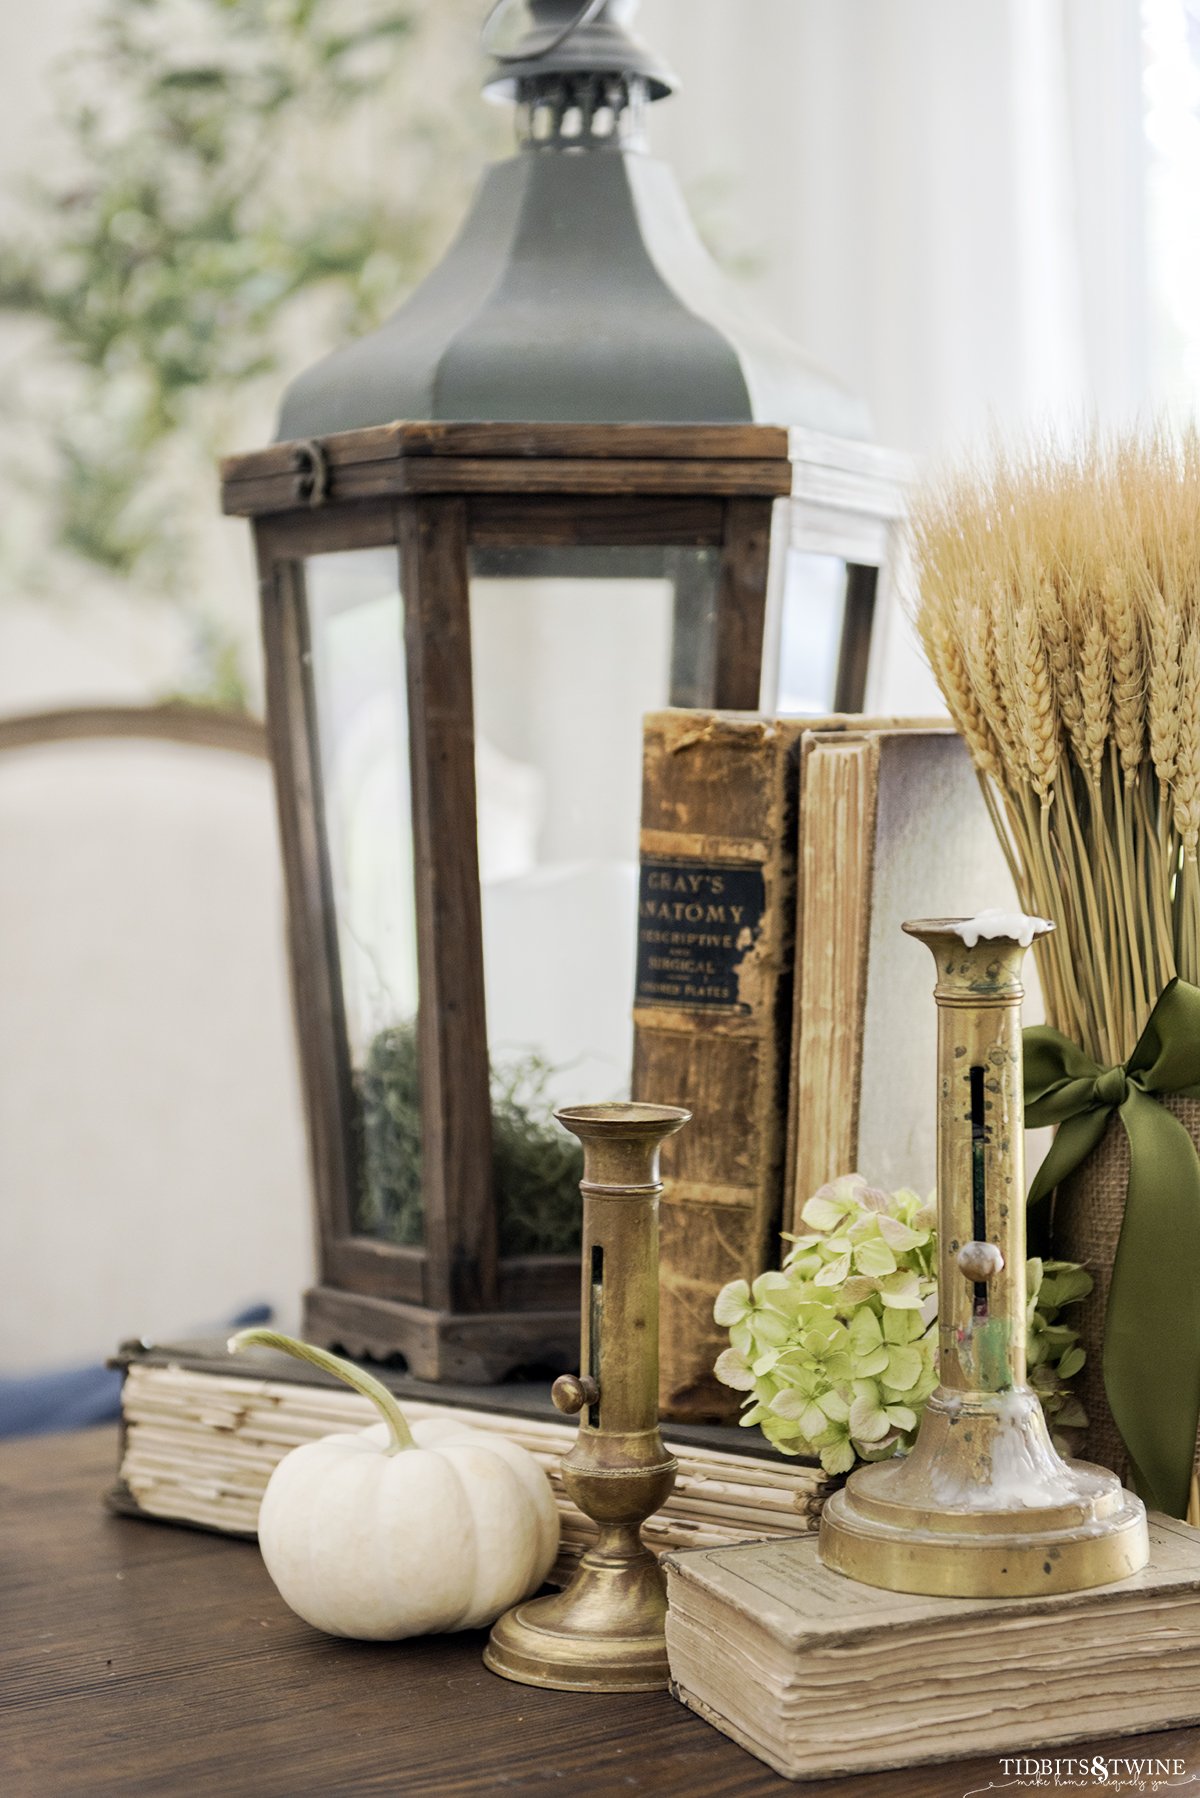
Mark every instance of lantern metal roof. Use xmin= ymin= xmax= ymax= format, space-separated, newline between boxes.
xmin=277 ymin=0 xmax=870 ymax=442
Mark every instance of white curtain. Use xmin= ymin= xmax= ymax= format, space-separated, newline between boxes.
xmin=641 ymin=0 xmax=1150 ymax=456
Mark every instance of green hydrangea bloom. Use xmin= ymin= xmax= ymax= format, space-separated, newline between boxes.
xmin=712 ymin=1173 xmax=1090 ymax=1476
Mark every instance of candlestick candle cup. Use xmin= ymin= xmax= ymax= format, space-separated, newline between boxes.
xmin=484 ymin=1100 xmax=690 ymax=1691
xmin=818 ymin=917 xmax=1149 ymax=1598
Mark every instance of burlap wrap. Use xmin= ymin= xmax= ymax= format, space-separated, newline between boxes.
xmin=1054 ymin=1091 xmax=1200 ymax=1481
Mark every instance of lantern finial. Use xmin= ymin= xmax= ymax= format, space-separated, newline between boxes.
xmin=482 ymin=0 xmax=675 ymax=97
xmin=482 ymin=0 xmax=676 ymax=151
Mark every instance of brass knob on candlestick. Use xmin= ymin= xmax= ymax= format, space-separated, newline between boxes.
xmin=484 ymin=1099 xmax=690 ymax=1693
xmin=957 ymin=1240 xmax=1004 ymax=1282
xmin=551 ymin=1373 xmax=599 ymax=1415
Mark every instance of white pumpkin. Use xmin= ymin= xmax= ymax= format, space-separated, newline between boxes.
xmin=230 ymin=1329 xmax=560 ymax=1640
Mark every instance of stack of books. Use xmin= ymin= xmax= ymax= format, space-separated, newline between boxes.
xmin=109 ymin=1341 xmax=823 ymax=1583
xmin=632 ymin=712 xmax=1023 ymax=1421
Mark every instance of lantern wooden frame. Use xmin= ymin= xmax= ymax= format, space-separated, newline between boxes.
xmin=222 ymin=420 xmax=904 ymax=1381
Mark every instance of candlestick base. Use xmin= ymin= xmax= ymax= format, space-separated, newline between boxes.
xmin=819 ymin=1388 xmax=1149 ymax=1597
xmin=484 ymin=1529 xmax=671 ymax=1692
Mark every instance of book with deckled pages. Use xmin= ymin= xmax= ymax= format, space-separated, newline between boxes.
xmin=663 ymin=1521 xmax=1200 ymax=1781
xmin=786 ymin=726 xmax=1028 ymax=1227
xmin=107 ymin=1339 xmax=822 ymax=1584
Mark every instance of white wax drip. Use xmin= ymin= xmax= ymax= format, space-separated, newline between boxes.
xmin=928 ymin=1391 xmax=1109 ymax=1511
xmin=954 ymin=908 xmax=1052 ymax=949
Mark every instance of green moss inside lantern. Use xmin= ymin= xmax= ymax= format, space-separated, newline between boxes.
xmin=355 ymin=1023 xmax=583 ymax=1257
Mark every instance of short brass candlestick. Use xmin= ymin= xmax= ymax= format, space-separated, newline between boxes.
xmin=484 ymin=1101 xmax=689 ymax=1692
xmin=819 ymin=917 xmax=1149 ymax=1598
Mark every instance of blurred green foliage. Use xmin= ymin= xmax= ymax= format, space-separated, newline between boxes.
xmin=355 ymin=1020 xmax=584 ymax=1256
xmin=0 ymin=0 xmax=499 ymax=699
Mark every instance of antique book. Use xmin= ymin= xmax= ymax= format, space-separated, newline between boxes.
xmin=786 ymin=727 xmax=1024 ymax=1228
xmin=664 ymin=1521 xmax=1200 ymax=1780
xmin=633 ymin=711 xmax=930 ymax=1423
xmin=108 ymin=1340 xmax=821 ymax=1585
xmin=633 ymin=709 xmax=806 ymax=1424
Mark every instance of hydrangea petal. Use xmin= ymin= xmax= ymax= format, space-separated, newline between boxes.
xmin=882 ymin=1344 xmax=923 ymax=1391
xmin=848 ymin=1308 xmax=883 ymax=1353
xmin=848 ymin=1393 xmax=891 ymax=1442
xmin=854 ymin=1236 xmax=897 ymax=1278
xmin=799 ymin=1195 xmax=844 ymax=1232
xmin=819 ymin=1436 xmax=857 ymax=1475
xmin=877 ymin=1213 xmax=928 ymax=1251
xmin=879 ymin=1269 xmax=922 ymax=1309
xmin=884 ymin=1404 xmax=917 ymax=1432
xmin=883 ymin=1306 xmax=923 ymax=1345
xmin=714 ymin=1348 xmax=756 ymax=1391
xmin=713 ymin=1280 xmax=751 ymax=1326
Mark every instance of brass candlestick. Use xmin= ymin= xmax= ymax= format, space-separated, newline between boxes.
xmin=484 ymin=1100 xmax=689 ymax=1693
xmin=819 ymin=916 xmax=1149 ymax=1598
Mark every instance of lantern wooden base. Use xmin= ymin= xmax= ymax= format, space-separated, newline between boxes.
xmin=302 ymin=1285 xmax=579 ymax=1385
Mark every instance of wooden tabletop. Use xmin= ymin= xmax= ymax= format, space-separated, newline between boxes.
xmin=4 ymin=1429 xmax=1198 ymax=1798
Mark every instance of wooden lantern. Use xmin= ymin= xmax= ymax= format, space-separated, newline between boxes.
xmin=220 ymin=2 xmax=907 ymax=1382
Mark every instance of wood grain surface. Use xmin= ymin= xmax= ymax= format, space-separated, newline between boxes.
xmin=221 ymin=421 xmax=791 ymax=487
xmin=397 ymin=495 xmax=495 ymax=1318
xmin=258 ymin=551 xmax=368 ymax=1287
xmin=224 ymin=457 xmax=792 ymax=518
xmin=3 ymin=1430 xmax=1198 ymax=1798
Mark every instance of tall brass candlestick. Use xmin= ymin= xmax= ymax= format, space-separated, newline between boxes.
xmin=819 ymin=916 xmax=1148 ymax=1598
xmin=484 ymin=1100 xmax=689 ymax=1692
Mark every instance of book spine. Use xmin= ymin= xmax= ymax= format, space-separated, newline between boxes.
xmin=784 ymin=736 xmax=880 ymax=1229
xmin=632 ymin=711 xmax=800 ymax=1422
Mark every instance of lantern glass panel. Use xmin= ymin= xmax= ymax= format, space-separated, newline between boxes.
xmin=303 ymin=546 xmax=423 ymax=1246
xmin=775 ymin=549 xmax=850 ymax=714
xmin=469 ymin=546 xmax=720 ymax=1115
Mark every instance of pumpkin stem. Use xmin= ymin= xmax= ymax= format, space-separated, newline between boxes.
xmin=228 ymin=1328 xmax=416 ymax=1454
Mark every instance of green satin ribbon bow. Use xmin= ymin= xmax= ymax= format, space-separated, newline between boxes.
xmin=1025 ymin=978 xmax=1200 ymax=1519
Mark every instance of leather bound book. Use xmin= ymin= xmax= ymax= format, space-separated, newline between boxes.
xmin=632 ymin=710 xmax=881 ymax=1423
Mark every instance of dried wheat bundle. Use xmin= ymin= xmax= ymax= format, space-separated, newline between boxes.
xmin=912 ymin=428 xmax=1200 ymax=1065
